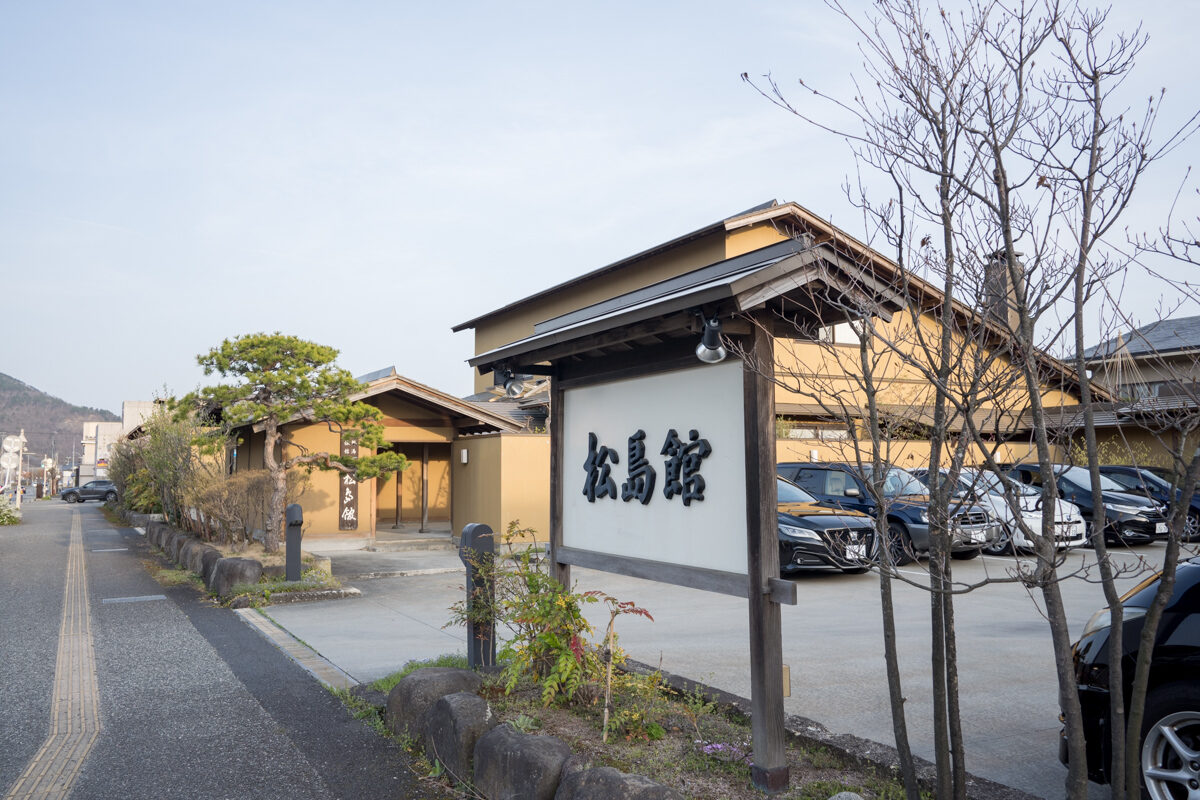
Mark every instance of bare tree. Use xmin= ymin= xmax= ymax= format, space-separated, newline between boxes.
xmin=746 ymin=1 xmax=1198 ymax=797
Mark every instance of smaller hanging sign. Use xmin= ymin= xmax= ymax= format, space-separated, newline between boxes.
xmin=339 ymin=434 xmax=359 ymax=531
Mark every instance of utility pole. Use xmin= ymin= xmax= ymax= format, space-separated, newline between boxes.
xmin=1 ymin=431 xmax=25 ymax=505
xmin=14 ymin=429 xmax=26 ymax=509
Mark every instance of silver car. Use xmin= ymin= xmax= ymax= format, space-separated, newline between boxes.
xmin=960 ymin=468 xmax=1086 ymax=554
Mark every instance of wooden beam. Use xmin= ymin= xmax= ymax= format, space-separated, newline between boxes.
xmin=419 ymin=444 xmax=429 ymax=533
xmin=510 ymin=312 xmax=696 ymax=369
xmin=743 ymin=317 xmax=789 ymax=793
xmin=550 ymin=379 xmax=568 ymax=587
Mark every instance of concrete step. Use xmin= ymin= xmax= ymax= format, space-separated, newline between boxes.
xmin=366 ymin=536 xmax=457 ymax=553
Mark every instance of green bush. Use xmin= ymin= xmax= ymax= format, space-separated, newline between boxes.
xmin=0 ymin=497 xmax=21 ymax=525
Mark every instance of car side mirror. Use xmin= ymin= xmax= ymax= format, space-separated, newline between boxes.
xmin=844 ymin=487 xmax=861 ymax=497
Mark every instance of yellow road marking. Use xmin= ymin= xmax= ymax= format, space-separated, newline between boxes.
xmin=5 ymin=512 xmax=101 ymax=800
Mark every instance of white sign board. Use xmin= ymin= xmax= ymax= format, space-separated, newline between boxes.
xmin=561 ymin=359 xmax=748 ymax=577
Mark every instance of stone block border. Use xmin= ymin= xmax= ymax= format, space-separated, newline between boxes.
xmin=382 ymin=664 xmax=1037 ymax=800
xmin=141 ymin=519 xmax=338 ymax=602
xmin=386 ymin=667 xmax=684 ymax=800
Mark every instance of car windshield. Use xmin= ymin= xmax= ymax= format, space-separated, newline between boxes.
xmin=777 ymin=478 xmax=818 ymax=504
xmin=1131 ymin=470 xmax=1173 ymax=491
xmin=1056 ymin=466 xmax=1123 ymax=492
xmin=863 ymin=467 xmax=925 ymax=498
xmin=969 ymin=470 xmax=1038 ymax=497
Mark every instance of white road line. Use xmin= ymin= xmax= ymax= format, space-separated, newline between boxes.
xmin=100 ymin=595 xmax=166 ymax=604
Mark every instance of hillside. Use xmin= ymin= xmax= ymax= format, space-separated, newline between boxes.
xmin=0 ymin=373 xmax=119 ymax=464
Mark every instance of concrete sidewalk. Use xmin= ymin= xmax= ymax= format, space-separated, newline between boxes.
xmin=308 ymin=547 xmax=464 ymax=581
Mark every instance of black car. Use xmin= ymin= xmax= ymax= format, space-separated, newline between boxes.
xmin=1098 ymin=465 xmax=1200 ymax=542
xmin=60 ymin=480 xmax=117 ymax=503
xmin=777 ymin=477 xmax=875 ymax=574
xmin=1006 ymin=464 xmax=1167 ymax=545
xmin=1063 ymin=557 xmax=1200 ymax=796
xmin=778 ymin=462 xmax=997 ymax=565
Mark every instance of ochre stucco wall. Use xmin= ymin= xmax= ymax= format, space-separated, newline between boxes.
xmin=449 ymin=433 xmax=550 ymax=543
xmin=451 ymin=435 xmax=505 ymax=537
xmin=500 ymin=434 xmax=551 ymax=542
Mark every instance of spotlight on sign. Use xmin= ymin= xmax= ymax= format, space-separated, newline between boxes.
xmin=695 ymin=317 xmax=727 ymax=364
xmin=494 ymin=368 xmax=526 ymax=398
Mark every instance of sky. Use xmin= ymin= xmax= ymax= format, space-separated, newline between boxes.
xmin=3 ymin=1 xmax=1199 ymax=415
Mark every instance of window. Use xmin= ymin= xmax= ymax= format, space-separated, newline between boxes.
xmin=825 ymin=471 xmax=847 ymax=496
xmin=817 ymin=320 xmax=864 ymax=345
xmin=777 ymin=417 xmax=850 ymax=440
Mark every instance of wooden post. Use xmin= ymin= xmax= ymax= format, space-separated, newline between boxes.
xmin=549 ymin=379 xmax=569 ymax=587
xmin=420 ymin=443 xmax=430 ymax=532
xmin=743 ymin=320 xmax=788 ymax=792
xmin=393 ymin=462 xmax=401 ymax=528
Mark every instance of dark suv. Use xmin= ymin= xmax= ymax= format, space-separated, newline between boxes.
xmin=1006 ymin=464 xmax=1166 ymax=545
xmin=60 ymin=480 xmax=117 ymax=503
xmin=777 ymin=462 xmax=998 ymax=565
xmin=1063 ymin=557 xmax=1200 ymax=794
xmin=1098 ymin=465 xmax=1200 ymax=542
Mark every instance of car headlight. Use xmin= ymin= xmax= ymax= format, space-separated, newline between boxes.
xmin=779 ymin=524 xmax=822 ymax=542
xmin=1081 ymin=605 xmax=1147 ymax=638
xmin=917 ymin=511 xmax=929 ymax=523
xmin=1104 ymin=503 xmax=1145 ymax=516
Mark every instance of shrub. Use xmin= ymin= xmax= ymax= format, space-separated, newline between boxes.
xmin=0 ymin=497 xmax=21 ymax=525
xmin=449 ymin=521 xmax=654 ymax=716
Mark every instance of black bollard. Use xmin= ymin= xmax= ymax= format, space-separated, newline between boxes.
xmin=285 ymin=504 xmax=303 ymax=582
xmin=458 ymin=523 xmax=496 ymax=669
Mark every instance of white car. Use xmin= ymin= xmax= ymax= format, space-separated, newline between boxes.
xmin=959 ymin=469 xmax=1086 ymax=554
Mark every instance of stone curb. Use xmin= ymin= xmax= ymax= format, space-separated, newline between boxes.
xmin=339 ymin=567 xmax=463 ymax=580
xmin=624 ymin=659 xmax=1042 ymax=800
xmin=263 ymin=587 xmax=362 ymax=605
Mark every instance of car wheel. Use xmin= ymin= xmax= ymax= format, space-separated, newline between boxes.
xmin=1140 ymin=682 xmax=1200 ymax=800
xmin=885 ymin=523 xmax=915 ymax=566
xmin=950 ymin=548 xmax=981 ymax=560
xmin=1184 ymin=512 xmax=1200 ymax=543
xmin=65 ymin=493 xmax=79 ymax=503
xmin=982 ymin=526 xmax=1013 ymax=556
xmin=104 ymin=491 xmax=117 ymax=502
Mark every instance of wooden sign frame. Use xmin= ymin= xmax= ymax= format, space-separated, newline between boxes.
xmin=548 ymin=320 xmax=791 ymax=792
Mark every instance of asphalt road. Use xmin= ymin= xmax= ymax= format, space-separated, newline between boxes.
xmin=0 ymin=502 xmax=439 ymax=800
xmin=266 ymin=541 xmax=1200 ymax=800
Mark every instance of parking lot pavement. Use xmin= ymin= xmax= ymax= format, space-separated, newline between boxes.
xmin=263 ymin=543 xmax=1196 ymax=799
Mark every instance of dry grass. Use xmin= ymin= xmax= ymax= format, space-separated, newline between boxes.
xmin=140 ymin=559 xmax=204 ymax=589
xmin=480 ymin=679 xmax=921 ymax=800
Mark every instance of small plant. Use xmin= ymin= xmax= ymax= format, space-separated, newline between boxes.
xmin=369 ymin=654 xmax=469 ymax=694
xmin=599 ymin=596 xmax=654 ymax=742
xmin=606 ymin=670 xmax=670 ymax=742
xmin=695 ymin=738 xmax=752 ymax=765
xmin=328 ymin=688 xmax=388 ymax=737
xmin=448 ymin=521 xmax=613 ymax=707
xmin=0 ymin=497 xmax=21 ymax=525
xmin=509 ymin=713 xmax=541 ymax=733
xmin=677 ymin=684 xmax=717 ymax=736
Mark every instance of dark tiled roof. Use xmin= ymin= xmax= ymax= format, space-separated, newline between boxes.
xmin=1084 ymin=314 xmax=1200 ymax=360
xmin=461 ymin=390 xmax=548 ymax=431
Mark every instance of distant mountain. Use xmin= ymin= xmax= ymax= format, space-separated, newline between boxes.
xmin=0 ymin=373 xmax=119 ymax=465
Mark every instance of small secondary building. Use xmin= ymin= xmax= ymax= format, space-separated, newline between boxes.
xmin=227 ymin=367 xmax=547 ymax=548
